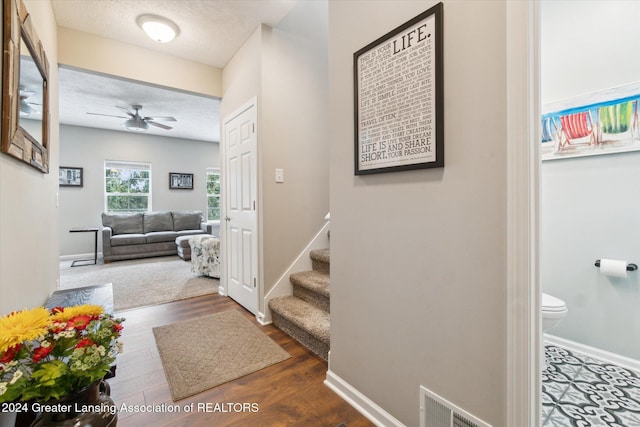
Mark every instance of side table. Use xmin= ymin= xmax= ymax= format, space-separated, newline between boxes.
xmin=69 ymin=227 xmax=99 ymax=267
xmin=45 ymin=283 xmax=117 ymax=379
xmin=45 ymin=283 xmax=114 ymax=313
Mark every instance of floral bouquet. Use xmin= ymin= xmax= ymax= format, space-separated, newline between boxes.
xmin=0 ymin=304 xmax=124 ymax=403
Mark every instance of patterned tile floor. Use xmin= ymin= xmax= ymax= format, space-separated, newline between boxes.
xmin=542 ymin=345 xmax=640 ymax=426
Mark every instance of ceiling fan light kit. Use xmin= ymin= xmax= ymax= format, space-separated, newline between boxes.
xmin=125 ymin=118 xmax=149 ymax=132
xmin=137 ymin=14 xmax=180 ymax=43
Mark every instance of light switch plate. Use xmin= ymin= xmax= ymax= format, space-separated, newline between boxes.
xmin=275 ymin=168 xmax=284 ymax=183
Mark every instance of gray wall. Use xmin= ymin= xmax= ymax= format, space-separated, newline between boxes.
xmin=541 ymin=153 xmax=640 ymax=359
xmin=541 ymin=1 xmax=640 ymax=359
xmin=261 ymin=1 xmax=329 ymax=302
xmin=59 ymin=124 xmax=219 ymax=256
xmin=329 ymin=1 xmax=507 ymax=426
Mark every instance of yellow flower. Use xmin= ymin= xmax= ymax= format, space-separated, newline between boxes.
xmin=0 ymin=307 xmax=51 ymax=353
xmin=51 ymin=304 xmax=104 ymax=322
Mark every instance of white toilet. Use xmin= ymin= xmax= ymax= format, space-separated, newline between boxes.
xmin=541 ymin=293 xmax=568 ymax=371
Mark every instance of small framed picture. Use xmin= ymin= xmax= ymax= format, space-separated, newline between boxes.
xmin=59 ymin=166 xmax=83 ymax=187
xmin=169 ymin=172 xmax=194 ymax=190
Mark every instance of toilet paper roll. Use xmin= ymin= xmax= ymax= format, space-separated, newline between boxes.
xmin=599 ymin=258 xmax=628 ymax=278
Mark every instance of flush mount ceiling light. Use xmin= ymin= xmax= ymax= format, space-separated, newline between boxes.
xmin=136 ymin=14 xmax=180 ymax=43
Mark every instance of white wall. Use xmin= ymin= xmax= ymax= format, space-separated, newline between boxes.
xmin=541 ymin=0 xmax=640 ymax=359
xmin=221 ymin=1 xmax=329 ymax=314
xmin=221 ymin=25 xmax=262 ymax=119
xmin=0 ymin=0 xmax=60 ymax=313
xmin=329 ymin=1 xmax=507 ymax=425
xmin=58 ymin=124 xmax=219 ymax=256
xmin=541 ymin=1 xmax=640 ymax=105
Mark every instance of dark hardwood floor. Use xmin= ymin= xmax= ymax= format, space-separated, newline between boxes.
xmin=108 ymin=293 xmax=373 ymax=426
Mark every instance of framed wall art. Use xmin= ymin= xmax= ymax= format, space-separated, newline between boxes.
xmin=169 ymin=172 xmax=193 ymax=190
xmin=541 ymin=81 xmax=640 ymax=161
xmin=59 ymin=166 xmax=83 ymax=187
xmin=354 ymin=3 xmax=443 ymax=175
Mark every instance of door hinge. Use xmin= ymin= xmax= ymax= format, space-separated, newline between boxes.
xmin=253 ymin=278 xmax=257 ymax=288
xmin=253 ymin=200 xmax=256 ymax=210
xmin=252 ymin=123 xmax=255 ymax=133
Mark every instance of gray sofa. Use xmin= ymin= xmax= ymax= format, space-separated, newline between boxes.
xmin=101 ymin=210 xmax=212 ymax=263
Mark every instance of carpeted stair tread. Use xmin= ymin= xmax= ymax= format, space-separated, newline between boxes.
xmin=310 ymin=248 xmax=330 ymax=264
xmin=290 ymin=270 xmax=330 ymax=298
xmin=268 ymin=296 xmax=330 ymax=344
xmin=269 ymin=248 xmax=331 ymax=359
xmin=310 ymin=248 xmax=330 ymax=275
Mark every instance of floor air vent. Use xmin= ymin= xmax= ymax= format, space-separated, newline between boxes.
xmin=420 ymin=386 xmax=492 ymax=427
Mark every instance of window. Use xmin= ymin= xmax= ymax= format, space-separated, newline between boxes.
xmin=206 ymin=168 xmax=221 ymax=221
xmin=104 ymin=161 xmax=152 ymax=213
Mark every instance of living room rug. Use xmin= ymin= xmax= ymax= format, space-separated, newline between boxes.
xmin=153 ymin=310 xmax=291 ymax=401
xmin=59 ymin=256 xmax=218 ymax=312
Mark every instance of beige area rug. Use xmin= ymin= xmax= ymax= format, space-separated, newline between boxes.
xmin=59 ymin=256 xmax=218 ymax=312
xmin=153 ymin=310 xmax=291 ymax=401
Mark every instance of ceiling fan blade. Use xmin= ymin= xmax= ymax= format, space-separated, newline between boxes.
xmin=115 ymin=105 xmax=135 ymax=117
xmin=22 ymin=102 xmax=39 ymax=114
xmin=147 ymin=120 xmax=173 ymax=130
xmin=144 ymin=116 xmax=177 ymax=122
xmin=86 ymin=112 xmax=129 ymax=119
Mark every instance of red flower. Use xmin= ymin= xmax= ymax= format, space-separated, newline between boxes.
xmin=113 ymin=323 xmax=123 ymax=335
xmin=75 ymin=339 xmax=95 ymax=349
xmin=0 ymin=344 xmax=22 ymax=363
xmin=32 ymin=345 xmax=53 ymax=363
xmin=66 ymin=315 xmax=92 ymax=331
xmin=50 ymin=306 xmax=64 ymax=314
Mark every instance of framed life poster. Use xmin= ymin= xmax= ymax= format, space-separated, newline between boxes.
xmin=354 ymin=3 xmax=443 ymax=175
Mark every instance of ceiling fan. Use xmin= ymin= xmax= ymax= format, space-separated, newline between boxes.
xmin=19 ymin=86 xmax=40 ymax=117
xmin=87 ymin=104 xmax=177 ymax=132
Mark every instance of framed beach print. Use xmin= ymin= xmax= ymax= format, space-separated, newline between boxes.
xmin=354 ymin=3 xmax=444 ymax=175
xmin=541 ymin=81 xmax=640 ymax=161
xmin=169 ymin=172 xmax=193 ymax=190
xmin=59 ymin=166 xmax=83 ymax=187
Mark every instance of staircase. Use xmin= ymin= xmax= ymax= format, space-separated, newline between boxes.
xmin=268 ymin=248 xmax=330 ymax=361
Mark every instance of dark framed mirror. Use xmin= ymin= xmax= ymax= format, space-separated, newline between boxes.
xmin=2 ymin=0 xmax=49 ymax=173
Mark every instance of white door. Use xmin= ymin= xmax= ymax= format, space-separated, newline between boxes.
xmin=223 ymin=102 xmax=258 ymax=314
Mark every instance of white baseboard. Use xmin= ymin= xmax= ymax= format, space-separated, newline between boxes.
xmin=218 ymin=284 xmax=227 ymax=296
xmin=324 ymin=370 xmax=405 ymax=427
xmin=256 ymin=311 xmax=271 ymax=326
xmin=545 ymin=334 xmax=640 ymax=374
xmin=59 ymin=252 xmax=102 ymax=262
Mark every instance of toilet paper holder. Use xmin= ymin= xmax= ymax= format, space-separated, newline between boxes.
xmin=594 ymin=260 xmax=638 ymax=271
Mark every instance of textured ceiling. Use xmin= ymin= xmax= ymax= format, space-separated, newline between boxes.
xmin=50 ymin=0 xmax=297 ymax=68
xmin=49 ymin=0 xmax=297 ymax=142
xmin=58 ymin=67 xmax=221 ymax=142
